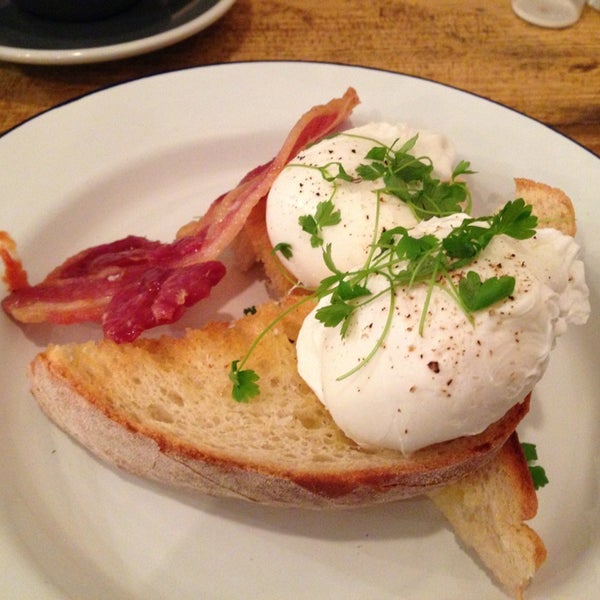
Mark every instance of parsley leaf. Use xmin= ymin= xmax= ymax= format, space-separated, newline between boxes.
xmin=298 ymin=214 xmax=318 ymax=243
xmin=521 ymin=442 xmax=549 ymax=490
xmin=492 ymin=198 xmax=538 ymax=239
xmin=315 ymin=198 xmax=342 ymax=227
xmin=298 ymin=199 xmax=342 ymax=248
xmin=458 ymin=271 xmax=515 ymax=312
xmin=299 ymin=199 xmax=341 ymax=247
xmin=393 ymin=230 xmax=438 ymax=262
xmin=229 ymin=360 xmax=260 ymax=403
xmin=528 ymin=466 xmax=549 ymax=491
xmin=337 ymin=279 xmax=371 ymax=301
xmin=273 ymin=242 xmax=293 ymax=259
xmin=315 ymin=300 xmax=355 ymax=329
xmin=314 ymin=278 xmax=371 ymax=336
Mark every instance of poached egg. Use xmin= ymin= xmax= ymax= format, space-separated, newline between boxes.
xmin=266 ymin=122 xmax=455 ymax=288
xmin=266 ymin=122 xmax=590 ymax=454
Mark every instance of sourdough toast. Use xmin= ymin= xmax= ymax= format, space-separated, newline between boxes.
xmin=29 ymin=294 xmax=529 ymax=508
xmin=428 ymin=433 xmax=546 ymax=599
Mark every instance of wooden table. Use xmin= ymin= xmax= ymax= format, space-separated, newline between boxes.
xmin=1 ymin=0 xmax=599 ymax=156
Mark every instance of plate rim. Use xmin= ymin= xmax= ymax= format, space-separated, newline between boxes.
xmin=2 ymin=59 xmax=598 ymax=163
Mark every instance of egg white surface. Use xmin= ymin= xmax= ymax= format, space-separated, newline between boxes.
xmin=266 ymin=122 xmax=455 ymax=288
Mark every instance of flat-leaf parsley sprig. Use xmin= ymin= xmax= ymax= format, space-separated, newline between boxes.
xmin=229 ymin=293 xmax=317 ymax=402
xmin=298 ymin=198 xmax=342 ymax=248
xmin=285 ymin=160 xmax=353 ymax=247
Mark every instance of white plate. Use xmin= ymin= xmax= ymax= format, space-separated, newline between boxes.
xmin=1 ymin=61 xmax=598 ymax=599
xmin=0 ymin=0 xmax=236 ymax=64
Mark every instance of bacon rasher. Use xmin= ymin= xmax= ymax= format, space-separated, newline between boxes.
xmin=175 ymin=87 xmax=360 ymax=256
xmin=1 ymin=88 xmax=360 ymax=342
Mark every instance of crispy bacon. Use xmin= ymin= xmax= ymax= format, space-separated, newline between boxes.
xmin=1 ymin=88 xmax=360 ymax=341
xmin=102 ymin=261 xmax=226 ymax=342
xmin=175 ymin=87 xmax=360 ymax=258
xmin=0 ymin=231 xmax=28 ymax=291
xmin=2 ymin=234 xmax=226 ymax=341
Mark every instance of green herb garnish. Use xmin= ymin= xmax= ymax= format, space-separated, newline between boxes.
xmin=521 ymin=442 xmax=549 ymax=490
xmin=272 ymin=242 xmax=293 ymax=259
xmin=458 ymin=271 xmax=516 ymax=312
xmin=314 ymin=198 xmax=536 ymax=343
xmin=229 ymin=359 xmax=260 ymax=403
xmin=298 ymin=198 xmax=342 ymax=247
xmin=352 ymin=133 xmax=474 ymax=220
xmin=228 ymin=295 xmax=317 ymax=402
xmin=287 ymin=160 xmax=352 ymax=248
xmin=228 ymin=137 xmax=538 ymax=401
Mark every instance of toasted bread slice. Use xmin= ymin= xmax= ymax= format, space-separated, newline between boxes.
xmin=423 ymin=177 xmax=575 ymax=598
xmin=29 ymin=294 xmax=529 ymax=508
xmin=428 ymin=433 xmax=546 ymax=599
xmin=231 ymin=196 xmax=295 ymax=297
xmin=515 ymin=177 xmax=576 ymax=236
xmin=227 ymin=176 xmax=572 ymax=596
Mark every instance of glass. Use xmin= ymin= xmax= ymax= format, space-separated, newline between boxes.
xmin=512 ymin=0 xmax=586 ymax=27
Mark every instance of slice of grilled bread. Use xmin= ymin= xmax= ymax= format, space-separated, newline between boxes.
xmin=515 ymin=177 xmax=576 ymax=236
xmin=428 ymin=433 xmax=546 ymax=599
xmin=29 ymin=293 xmax=529 ymax=508
xmin=425 ymin=177 xmax=575 ymax=598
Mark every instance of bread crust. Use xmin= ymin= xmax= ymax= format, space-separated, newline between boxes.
xmin=515 ymin=177 xmax=576 ymax=236
xmin=29 ymin=342 xmax=530 ymax=508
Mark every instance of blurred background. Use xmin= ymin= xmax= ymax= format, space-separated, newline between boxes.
xmin=0 ymin=0 xmax=599 ymax=154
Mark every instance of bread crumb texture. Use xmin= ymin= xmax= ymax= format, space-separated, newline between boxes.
xmin=515 ymin=178 xmax=576 ymax=236
xmin=47 ymin=298 xmax=411 ymax=471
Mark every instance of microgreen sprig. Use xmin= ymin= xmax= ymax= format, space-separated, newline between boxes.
xmin=350 ymin=133 xmax=474 ymax=220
